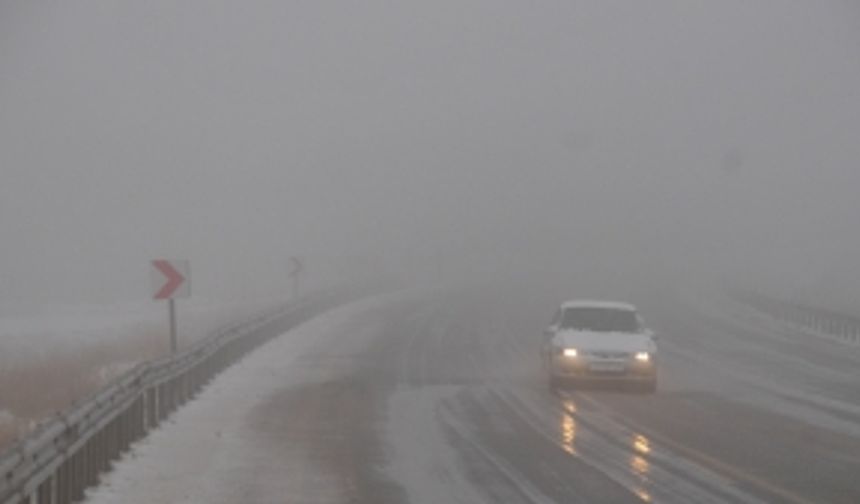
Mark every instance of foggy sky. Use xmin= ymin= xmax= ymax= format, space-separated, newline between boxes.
xmin=2 ymin=1 xmax=860 ymax=315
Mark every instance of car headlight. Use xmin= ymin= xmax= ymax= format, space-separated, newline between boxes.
xmin=634 ymin=351 xmax=651 ymax=362
xmin=562 ymin=348 xmax=579 ymax=358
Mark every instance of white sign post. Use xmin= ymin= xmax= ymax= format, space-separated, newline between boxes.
xmin=151 ymin=260 xmax=191 ymax=354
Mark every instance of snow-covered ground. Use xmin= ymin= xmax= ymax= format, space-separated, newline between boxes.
xmin=83 ymin=293 xmax=401 ymax=504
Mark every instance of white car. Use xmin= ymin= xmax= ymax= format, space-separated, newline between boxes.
xmin=541 ymin=300 xmax=657 ymax=393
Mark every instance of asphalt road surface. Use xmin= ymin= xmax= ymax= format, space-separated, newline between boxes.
xmin=85 ymin=283 xmax=860 ymax=504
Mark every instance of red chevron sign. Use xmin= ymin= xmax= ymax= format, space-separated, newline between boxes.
xmin=152 ymin=260 xmax=190 ymax=299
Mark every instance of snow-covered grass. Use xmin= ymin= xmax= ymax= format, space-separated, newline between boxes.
xmin=0 ymin=298 xmax=287 ymax=448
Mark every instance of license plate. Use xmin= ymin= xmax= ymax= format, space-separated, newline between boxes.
xmin=589 ymin=362 xmax=625 ymax=373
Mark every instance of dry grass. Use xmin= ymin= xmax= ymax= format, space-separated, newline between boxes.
xmin=0 ymin=299 xmax=279 ymax=450
xmin=0 ymin=328 xmax=169 ymax=449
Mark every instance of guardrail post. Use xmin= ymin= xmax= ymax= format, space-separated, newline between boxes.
xmin=106 ymin=419 xmax=113 ymax=467
xmin=163 ymin=382 xmax=171 ymax=417
xmin=94 ymin=428 xmax=103 ymax=475
xmin=127 ymin=401 xmax=135 ymax=444
xmin=107 ymin=418 xmax=116 ymax=462
xmin=70 ymin=452 xmax=81 ymax=502
xmin=80 ymin=447 xmax=87 ymax=498
xmin=115 ymin=413 xmax=122 ymax=457
xmin=141 ymin=396 xmax=147 ymax=436
xmin=123 ymin=410 xmax=130 ymax=452
xmin=140 ymin=390 xmax=147 ymax=434
xmin=67 ymin=454 xmax=76 ymax=503
xmin=85 ymin=438 xmax=95 ymax=487
xmin=92 ymin=433 xmax=99 ymax=481
xmin=172 ymin=378 xmax=180 ymax=412
xmin=177 ymin=375 xmax=185 ymax=405
xmin=176 ymin=377 xmax=182 ymax=408
xmin=164 ymin=380 xmax=176 ymax=418
xmin=169 ymin=380 xmax=177 ymax=415
xmin=62 ymin=457 xmax=71 ymax=504
xmin=119 ymin=411 xmax=126 ymax=453
xmin=158 ymin=384 xmax=166 ymax=421
xmin=115 ymin=415 xmax=121 ymax=457
xmin=124 ymin=405 xmax=132 ymax=449
xmin=106 ymin=419 xmax=115 ymax=467
xmin=75 ymin=451 xmax=83 ymax=500
xmin=36 ymin=474 xmax=54 ymax=504
xmin=77 ymin=450 xmax=86 ymax=501
xmin=149 ymin=387 xmax=158 ymax=429
xmin=133 ymin=397 xmax=142 ymax=441
xmin=168 ymin=381 xmax=174 ymax=415
xmin=137 ymin=397 xmax=143 ymax=437
xmin=189 ymin=369 xmax=197 ymax=398
xmin=57 ymin=458 xmax=69 ymax=504
xmin=184 ymin=373 xmax=192 ymax=401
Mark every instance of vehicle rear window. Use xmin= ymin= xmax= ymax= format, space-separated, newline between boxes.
xmin=561 ymin=308 xmax=640 ymax=333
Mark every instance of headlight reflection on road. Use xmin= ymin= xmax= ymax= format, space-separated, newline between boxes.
xmin=633 ymin=434 xmax=651 ymax=454
xmin=631 ymin=456 xmax=652 ymax=503
xmin=560 ymin=398 xmax=577 ymax=455
xmin=634 ymin=488 xmax=652 ymax=502
xmin=630 ymin=433 xmax=653 ymax=502
xmin=631 ymin=454 xmax=649 ymax=475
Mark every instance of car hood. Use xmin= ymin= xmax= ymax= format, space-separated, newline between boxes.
xmin=554 ymin=330 xmax=655 ymax=353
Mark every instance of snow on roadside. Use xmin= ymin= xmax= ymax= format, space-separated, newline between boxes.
xmin=83 ymin=292 xmax=406 ymax=504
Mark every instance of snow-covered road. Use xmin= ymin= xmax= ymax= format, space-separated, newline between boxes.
xmin=83 ymin=284 xmax=860 ymax=503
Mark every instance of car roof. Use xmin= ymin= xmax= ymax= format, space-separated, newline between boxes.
xmin=560 ymin=300 xmax=637 ymax=312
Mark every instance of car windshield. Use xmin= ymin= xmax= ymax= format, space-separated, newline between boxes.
xmin=561 ymin=308 xmax=640 ymax=333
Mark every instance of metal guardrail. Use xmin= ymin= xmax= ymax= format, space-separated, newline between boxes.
xmin=0 ymin=293 xmax=347 ymax=504
xmin=734 ymin=291 xmax=860 ymax=346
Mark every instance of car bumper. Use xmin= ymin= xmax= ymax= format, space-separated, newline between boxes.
xmin=550 ymin=356 xmax=656 ymax=381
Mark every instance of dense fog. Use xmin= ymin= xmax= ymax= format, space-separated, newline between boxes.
xmin=2 ymin=1 xmax=859 ymax=315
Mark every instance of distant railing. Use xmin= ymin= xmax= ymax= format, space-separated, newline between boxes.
xmin=733 ymin=291 xmax=860 ymax=346
xmin=0 ymin=292 xmax=348 ymax=504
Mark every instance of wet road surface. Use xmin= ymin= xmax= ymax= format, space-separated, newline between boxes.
xmin=86 ymin=284 xmax=860 ymax=503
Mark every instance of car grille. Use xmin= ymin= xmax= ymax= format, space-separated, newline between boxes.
xmin=585 ymin=350 xmax=630 ymax=359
